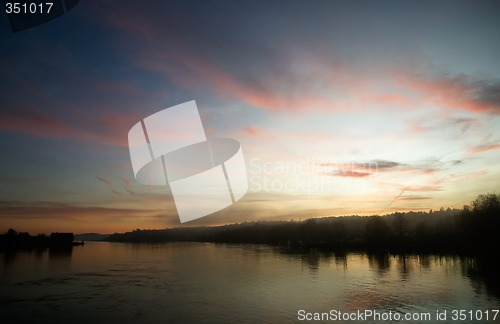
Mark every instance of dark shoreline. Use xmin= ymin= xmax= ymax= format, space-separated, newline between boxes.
xmin=0 ymin=231 xmax=83 ymax=251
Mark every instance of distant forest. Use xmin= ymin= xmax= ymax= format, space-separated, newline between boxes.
xmin=106 ymin=193 xmax=500 ymax=254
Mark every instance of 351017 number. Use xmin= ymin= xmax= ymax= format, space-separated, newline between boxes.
xmin=5 ymin=2 xmax=53 ymax=14
xmin=451 ymin=310 xmax=499 ymax=321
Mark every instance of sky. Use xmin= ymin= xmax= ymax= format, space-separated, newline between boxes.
xmin=0 ymin=0 xmax=499 ymax=234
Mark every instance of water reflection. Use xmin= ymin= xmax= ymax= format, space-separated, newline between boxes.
xmin=0 ymin=243 xmax=498 ymax=323
xmin=3 ymin=248 xmax=47 ymax=266
xmin=48 ymin=247 xmax=72 ymax=272
xmin=419 ymin=254 xmax=431 ymax=269
xmin=271 ymin=247 xmax=500 ymax=301
xmin=276 ymin=248 xmax=346 ymax=273
xmin=367 ymin=252 xmax=391 ymax=274
xmin=48 ymin=246 xmax=73 ymax=259
xmin=334 ymin=250 xmax=348 ymax=270
xmin=2 ymin=250 xmax=17 ymax=266
xmin=461 ymin=256 xmax=500 ymax=300
xmin=302 ymin=250 xmax=320 ymax=272
xmin=396 ymin=254 xmax=412 ymax=280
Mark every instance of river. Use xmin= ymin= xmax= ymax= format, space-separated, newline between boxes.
xmin=1 ymin=242 xmax=499 ymax=323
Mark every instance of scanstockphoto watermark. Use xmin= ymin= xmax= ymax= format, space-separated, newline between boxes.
xmin=297 ymin=309 xmax=433 ymax=321
xmin=248 ymin=157 xmax=380 ymax=195
xmin=297 ymin=309 xmax=500 ymax=322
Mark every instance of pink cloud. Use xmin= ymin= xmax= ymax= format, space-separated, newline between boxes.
xmin=468 ymin=143 xmax=500 ymax=154
xmin=404 ymin=185 xmax=443 ymax=192
xmin=332 ymin=170 xmax=371 ymax=178
xmin=396 ymin=196 xmax=432 ymax=201
xmin=98 ymin=10 xmax=360 ymax=113
xmin=321 ymin=160 xmax=440 ymax=179
xmin=242 ymin=125 xmax=278 ymax=140
xmin=97 ymin=176 xmax=136 ymax=195
xmin=137 ymin=48 xmax=366 ymax=112
xmin=119 ymin=177 xmax=135 ymax=194
xmin=1 ymin=41 xmax=160 ymax=147
xmin=243 ymin=126 xmax=259 ymax=136
xmin=120 ymin=177 xmax=132 ymax=186
xmin=0 ymin=101 xmax=153 ymax=147
xmin=88 ymin=2 xmax=500 ymax=117
xmin=397 ymin=71 xmax=500 ymax=114
xmin=0 ymin=108 xmax=75 ymax=138
xmin=408 ymin=120 xmax=428 ymax=133
xmin=96 ymin=177 xmax=114 ymax=187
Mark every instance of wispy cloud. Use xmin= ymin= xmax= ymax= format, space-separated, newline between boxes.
xmin=96 ymin=176 xmax=114 ymax=187
xmin=399 ymin=71 xmax=500 ymax=114
xmin=120 ymin=177 xmax=135 ymax=194
xmin=321 ymin=160 xmax=400 ymax=178
xmin=332 ymin=171 xmax=371 ymax=178
xmin=404 ymin=185 xmax=443 ymax=192
xmin=468 ymin=143 xmax=500 ymax=154
xmin=0 ymin=107 xmax=75 ymax=138
xmin=0 ymin=200 xmax=177 ymax=233
xmin=396 ymin=196 xmax=432 ymax=201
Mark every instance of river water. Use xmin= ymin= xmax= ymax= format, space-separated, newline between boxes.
xmin=1 ymin=242 xmax=499 ymax=323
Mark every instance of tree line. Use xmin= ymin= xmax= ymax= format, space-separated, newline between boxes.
xmin=105 ymin=193 xmax=500 ymax=254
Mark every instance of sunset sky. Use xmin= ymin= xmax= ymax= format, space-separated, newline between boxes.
xmin=1 ymin=0 xmax=499 ymax=234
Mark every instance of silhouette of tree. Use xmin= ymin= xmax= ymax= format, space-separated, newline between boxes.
xmin=392 ymin=213 xmax=407 ymax=238
xmin=415 ymin=221 xmax=428 ymax=238
xmin=460 ymin=193 xmax=500 ymax=250
xmin=365 ymin=217 xmax=389 ymax=243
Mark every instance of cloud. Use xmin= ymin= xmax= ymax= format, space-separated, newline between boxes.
xmin=87 ymin=1 xmax=375 ymax=112
xmin=404 ymin=185 xmax=443 ymax=192
xmin=468 ymin=143 xmax=500 ymax=154
xmin=97 ymin=176 xmax=139 ymax=195
xmin=0 ymin=107 xmax=75 ymax=138
xmin=0 ymin=192 xmax=341 ymax=232
xmin=97 ymin=177 xmax=127 ymax=195
xmin=365 ymin=160 xmax=402 ymax=170
xmin=321 ymin=159 xmax=404 ymax=178
xmin=120 ymin=177 xmax=135 ymax=194
xmin=332 ymin=171 xmax=371 ymax=178
xmin=241 ymin=125 xmax=279 ymax=140
xmin=409 ymin=117 xmax=480 ymax=138
xmin=0 ymin=37 xmax=162 ymax=147
xmin=86 ymin=1 xmax=500 ymax=117
xmin=96 ymin=177 xmax=113 ymax=187
xmin=0 ymin=96 xmax=147 ymax=147
xmin=320 ymin=159 xmax=445 ymax=179
xmin=399 ymin=71 xmax=500 ymax=114
xmin=396 ymin=196 xmax=432 ymax=201
xmin=243 ymin=125 xmax=261 ymax=137
xmin=119 ymin=177 xmax=132 ymax=186
xmin=0 ymin=200 xmax=178 ymax=233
